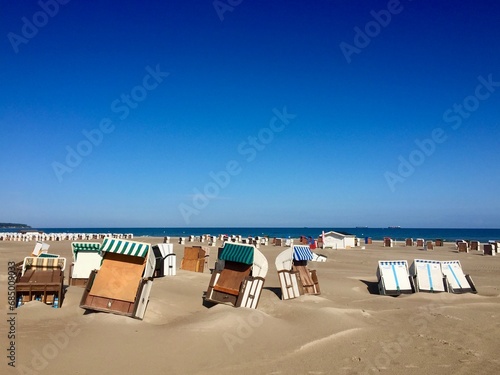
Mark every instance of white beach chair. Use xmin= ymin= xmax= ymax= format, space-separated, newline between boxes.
xmin=440 ymin=260 xmax=477 ymax=294
xmin=152 ymin=243 xmax=176 ymax=277
xmin=410 ymin=259 xmax=446 ymax=293
xmin=69 ymin=242 xmax=103 ymax=287
xmin=311 ymin=252 xmax=327 ymax=262
xmin=31 ymin=241 xmax=50 ymax=256
xmin=377 ymin=260 xmax=415 ymax=296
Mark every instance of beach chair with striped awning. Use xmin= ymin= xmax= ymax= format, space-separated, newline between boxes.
xmin=440 ymin=260 xmax=477 ymax=294
xmin=16 ymin=256 xmax=66 ymax=308
xmin=377 ymin=260 xmax=415 ymax=296
xmin=205 ymin=242 xmax=268 ymax=309
xmin=79 ymin=238 xmax=156 ymax=320
xmin=69 ymin=242 xmax=103 ymax=287
xmin=275 ymin=245 xmax=320 ymax=300
xmin=410 ymin=259 xmax=446 ymax=293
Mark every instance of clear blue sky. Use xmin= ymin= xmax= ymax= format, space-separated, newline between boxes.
xmin=1 ymin=0 xmax=499 ymax=228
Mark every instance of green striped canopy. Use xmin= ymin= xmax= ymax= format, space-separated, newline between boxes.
xmin=72 ymin=242 xmax=101 ymax=252
xmin=100 ymin=238 xmax=150 ymax=258
xmin=219 ymin=243 xmax=254 ymax=265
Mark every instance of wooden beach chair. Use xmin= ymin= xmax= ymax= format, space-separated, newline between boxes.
xmin=405 ymin=238 xmax=413 ymax=246
xmin=435 ymin=239 xmax=444 ymax=247
xmin=416 ymin=239 xmax=424 ymax=247
xmin=425 ymin=241 xmax=434 ymax=251
xmin=384 ymin=237 xmax=393 ymax=247
xmin=275 ymin=245 xmax=320 ymax=300
xmin=440 ymin=260 xmax=477 ymax=294
xmin=483 ymin=244 xmax=495 ymax=256
xmin=377 ymin=260 xmax=415 ymax=296
xmin=16 ymin=256 xmax=66 ymax=308
xmin=470 ymin=241 xmax=480 ymax=251
xmin=80 ymin=238 xmax=155 ymax=320
xmin=457 ymin=241 xmax=469 ymax=253
xmin=205 ymin=242 xmax=268 ymax=309
xmin=180 ymin=246 xmax=209 ymax=273
xmin=69 ymin=242 xmax=102 ymax=287
xmin=410 ymin=259 xmax=446 ymax=293
xmin=152 ymin=243 xmax=176 ymax=277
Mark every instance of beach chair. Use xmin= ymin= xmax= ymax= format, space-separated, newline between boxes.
xmin=457 ymin=242 xmax=468 ymax=253
xmin=377 ymin=260 xmax=415 ymax=296
xmin=275 ymin=245 xmax=320 ymax=300
xmin=410 ymin=259 xmax=446 ymax=293
xmin=180 ymin=246 xmax=209 ymax=273
xmin=470 ymin=241 xmax=480 ymax=251
xmin=435 ymin=239 xmax=444 ymax=247
xmin=31 ymin=241 xmax=50 ymax=256
xmin=425 ymin=241 xmax=434 ymax=251
xmin=311 ymin=252 xmax=327 ymax=262
xmin=440 ymin=260 xmax=477 ymax=294
xmin=483 ymin=244 xmax=495 ymax=256
xmin=152 ymin=243 xmax=176 ymax=277
xmin=69 ymin=242 xmax=102 ymax=287
xmin=16 ymin=256 xmax=66 ymax=308
xmin=80 ymin=238 xmax=155 ymax=320
xmin=384 ymin=237 xmax=393 ymax=247
xmin=205 ymin=242 xmax=268 ymax=309
xmin=405 ymin=238 xmax=413 ymax=246
xmin=416 ymin=239 xmax=424 ymax=247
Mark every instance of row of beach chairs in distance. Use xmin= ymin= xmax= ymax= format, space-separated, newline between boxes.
xmin=377 ymin=259 xmax=477 ymax=296
xmin=385 ymin=237 xmax=493 ymax=253
xmin=14 ymin=240 xmax=327 ymax=319
xmin=1 ymin=232 xmax=134 ymax=242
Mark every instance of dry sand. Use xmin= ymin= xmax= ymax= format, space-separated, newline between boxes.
xmin=1 ymin=238 xmax=499 ymax=375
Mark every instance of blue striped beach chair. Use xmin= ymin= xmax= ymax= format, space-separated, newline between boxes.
xmin=440 ymin=260 xmax=477 ymax=294
xmin=377 ymin=260 xmax=415 ymax=296
xmin=205 ymin=242 xmax=268 ymax=309
xmin=79 ymin=238 xmax=156 ymax=319
xmin=275 ymin=245 xmax=320 ymax=300
xmin=410 ymin=259 xmax=446 ymax=293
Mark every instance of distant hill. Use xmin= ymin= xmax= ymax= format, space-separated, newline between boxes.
xmin=0 ymin=223 xmax=31 ymax=229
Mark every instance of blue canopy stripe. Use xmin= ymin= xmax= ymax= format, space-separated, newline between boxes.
xmin=293 ymin=245 xmax=313 ymax=261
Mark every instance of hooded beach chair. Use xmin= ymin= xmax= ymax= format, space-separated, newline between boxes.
xmin=457 ymin=241 xmax=469 ymax=253
xmin=483 ymin=244 xmax=495 ymax=256
xmin=377 ymin=260 xmax=415 ymax=296
xmin=80 ymin=238 xmax=155 ymax=320
xmin=275 ymin=245 xmax=320 ymax=300
xmin=16 ymin=256 xmax=66 ymax=308
xmin=31 ymin=241 xmax=50 ymax=256
xmin=416 ymin=239 xmax=425 ymax=247
xmin=69 ymin=242 xmax=102 ymax=287
xmin=425 ymin=241 xmax=434 ymax=251
xmin=384 ymin=237 xmax=393 ymax=247
xmin=181 ymin=246 xmax=209 ymax=273
xmin=410 ymin=259 xmax=446 ymax=293
xmin=405 ymin=238 xmax=414 ymax=246
xmin=470 ymin=241 xmax=480 ymax=251
xmin=205 ymin=242 xmax=268 ymax=309
xmin=440 ymin=260 xmax=477 ymax=294
xmin=152 ymin=243 xmax=176 ymax=277
xmin=311 ymin=252 xmax=327 ymax=262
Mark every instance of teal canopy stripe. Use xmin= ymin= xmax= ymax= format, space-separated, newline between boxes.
xmin=100 ymin=238 xmax=150 ymax=258
xmin=72 ymin=242 xmax=101 ymax=252
xmin=219 ymin=243 xmax=254 ymax=264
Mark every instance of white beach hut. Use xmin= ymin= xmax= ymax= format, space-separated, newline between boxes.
xmin=321 ymin=230 xmax=356 ymax=249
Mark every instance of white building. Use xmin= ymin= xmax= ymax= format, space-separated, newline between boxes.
xmin=320 ymin=231 xmax=356 ymax=249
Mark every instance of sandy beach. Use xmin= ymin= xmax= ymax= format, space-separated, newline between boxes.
xmin=2 ymin=238 xmax=499 ymax=375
